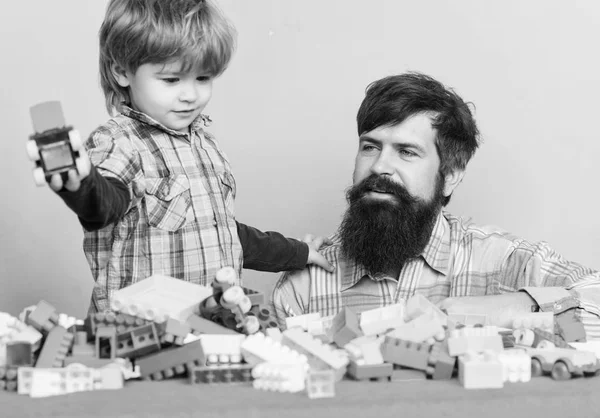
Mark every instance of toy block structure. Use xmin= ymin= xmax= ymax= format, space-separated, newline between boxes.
xmin=380 ymin=337 xmax=431 ymax=371
xmin=249 ymin=305 xmax=279 ymax=332
xmin=329 ymin=307 xmax=363 ymax=348
xmin=497 ymin=349 xmax=531 ymax=383
xmin=447 ymin=325 xmax=503 ymax=356
xmin=251 ymin=362 xmax=306 ymax=393
xmin=135 ymin=339 xmax=206 ymax=380
xmin=110 ymin=275 xmax=213 ymax=322
xmin=185 ymin=313 xmax=238 ymax=335
xmin=199 ymin=334 xmax=245 ymax=365
xmin=426 ymin=342 xmax=456 ymax=380
xmin=95 ymin=326 xmax=117 ymax=359
xmin=555 ymin=310 xmax=586 ymax=342
xmin=512 ymin=312 xmax=554 ymax=333
xmin=35 ymin=326 xmax=74 ymax=368
xmin=387 ymin=312 xmax=445 ymax=344
xmin=405 ymin=294 xmax=448 ymax=325
xmin=306 ymin=369 xmax=336 ymax=398
xmin=190 ymin=364 xmax=253 ymax=384
xmin=359 ymin=303 xmax=405 ymax=336
xmin=85 ymin=311 xmax=149 ymax=337
xmin=109 ymin=323 xmax=161 ymax=360
xmin=458 ymin=350 xmax=504 ymax=389
xmin=219 ymin=285 xmax=260 ymax=335
xmin=346 ymin=361 xmax=393 ymax=381
xmin=241 ymin=332 xmax=307 ymax=367
xmin=281 ymin=328 xmax=349 ymax=381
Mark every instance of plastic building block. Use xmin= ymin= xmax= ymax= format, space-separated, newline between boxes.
xmin=0 ymin=366 xmax=19 ymax=392
xmin=242 ymin=287 xmax=265 ymax=307
xmin=252 ymin=363 xmax=306 ymax=393
xmin=525 ymin=346 xmax=600 ymax=380
xmin=390 ymin=367 xmax=427 ymax=382
xmin=497 ymin=349 xmax=531 ymax=382
xmin=282 ymin=328 xmax=349 ymax=381
xmin=329 ymin=307 xmax=363 ymax=348
xmin=26 ymin=300 xmax=60 ymax=334
xmin=248 ymin=305 xmax=279 ymax=331
xmin=110 ymin=274 xmax=213 ymax=322
xmin=92 ymin=366 xmax=124 ymax=390
xmin=555 ymin=310 xmax=586 ymax=342
xmin=359 ymin=303 xmax=405 ymax=336
xmin=346 ymin=361 xmax=393 ymax=381
xmin=405 ymin=294 xmax=447 ymax=325
xmin=499 ymin=330 xmax=516 ymax=348
xmin=447 ymin=313 xmax=488 ymax=329
xmin=190 ymin=364 xmax=253 ymax=384
xmin=96 ymin=326 xmax=117 ymax=359
xmin=387 ymin=312 xmax=445 ymax=344
xmin=0 ymin=313 xmax=43 ymax=366
xmin=108 ymin=323 xmax=161 ymax=359
xmin=241 ymin=332 xmax=307 ymax=367
xmin=185 ymin=313 xmax=238 ymax=335
xmin=27 ymin=101 xmax=89 ymax=186
xmin=265 ymin=327 xmax=283 ymax=342
xmin=285 ymin=313 xmax=322 ymax=331
xmin=306 ymin=369 xmax=336 ymax=398
xmin=220 ymin=285 xmax=260 ymax=334
xmin=71 ymin=331 xmax=95 ymax=357
xmin=513 ymin=328 xmax=572 ymax=349
xmin=512 ymin=312 xmax=554 ymax=332
xmin=63 ymin=356 xmax=117 ymax=369
xmin=199 ymin=267 xmax=238 ymax=318
xmin=18 ymin=305 xmax=37 ymax=324
xmin=35 ymin=326 xmax=73 ymax=368
xmin=447 ymin=325 xmax=503 ymax=356
xmin=426 ymin=341 xmax=456 ymax=380
xmin=6 ymin=341 xmax=33 ymax=367
xmin=136 ymin=339 xmax=206 ymax=380
xmin=344 ymin=335 xmax=384 ymax=365
xmin=158 ymin=318 xmax=191 ymax=346
xmin=85 ymin=311 xmax=149 ymax=337
xmin=380 ymin=337 xmax=431 ymax=371
xmin=199 ymin=334 xmax=245 ymax=365
xmin=458 ymin=350 xmax=504 ymax=389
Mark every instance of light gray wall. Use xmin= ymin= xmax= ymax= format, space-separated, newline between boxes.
xmin=2 ymin=0 xmax=599 ymax=317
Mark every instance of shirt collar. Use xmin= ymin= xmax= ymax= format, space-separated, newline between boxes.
xmin=340 ymin=210 xmax=451 ymax=292
xmin=120 ymin=104 xmax=211 ymax=138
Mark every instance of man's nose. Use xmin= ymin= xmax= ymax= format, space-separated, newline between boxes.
xmin=370 ymin=152 xmax=394 ymax=176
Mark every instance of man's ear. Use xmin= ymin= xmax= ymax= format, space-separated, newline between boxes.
xmin=111 ymin=64 xmax=130 ymax=88
xmin=443 ymin=169 xmax=465 ymax=198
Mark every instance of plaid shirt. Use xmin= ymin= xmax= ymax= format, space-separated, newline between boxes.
xmin=272 ymin=211 xmax=600 ymax=338
xmin=84 ymin=106 xmax=242 ymax=313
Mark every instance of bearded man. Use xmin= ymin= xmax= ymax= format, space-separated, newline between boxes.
xmin=272 ymin=72 xmax=600 ymax=337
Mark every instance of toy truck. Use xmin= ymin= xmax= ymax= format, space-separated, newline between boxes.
xmin=26 ymin=101 xmax=89 ymax=186
xmin=523 ymin=346 xmax=600 ymax=380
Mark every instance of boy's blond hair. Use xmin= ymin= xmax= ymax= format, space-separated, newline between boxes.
xmin=99 ymin=0 xmax=236 ymax=115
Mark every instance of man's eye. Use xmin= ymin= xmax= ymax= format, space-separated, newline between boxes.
xmin=399 ymin=149 xmax=416 ymax=157
xmin=162 ymin=78 xmax=179 ymax=83
xmin=361 ymin=144 xmax=377 ymax=151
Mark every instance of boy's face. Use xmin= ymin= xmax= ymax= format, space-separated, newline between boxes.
xmin=115 ymin=60 xmax=213 ymax=132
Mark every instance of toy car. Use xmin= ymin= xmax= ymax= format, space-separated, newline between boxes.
xmin=26 ymin=101 xmax=89 ymax=186
xmin=522 ymin=345 xmax=600 ymax=380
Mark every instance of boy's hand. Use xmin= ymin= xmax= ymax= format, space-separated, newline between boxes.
xmin=303 ymin=234 xmax=335 ymax=273
xmin=48 ymin=151 xmax=92 ymax=192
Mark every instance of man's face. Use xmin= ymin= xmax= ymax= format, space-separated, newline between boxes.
xmin=352 ymin=113 xmax=442 ymax=204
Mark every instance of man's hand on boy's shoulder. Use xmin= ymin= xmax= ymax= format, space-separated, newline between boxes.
xmin=303 ymin=234 xmax=335 ymax=273
xmin=48 ymin=150 xmax=92 ymax=193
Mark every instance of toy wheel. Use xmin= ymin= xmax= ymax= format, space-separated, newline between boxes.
xmin=33 ymin=167 xmax=46 ymax=187
xmin=221 ymin=286 xmax=245 ymax=310
xmin=244 ymin=316 xmax=260 ymax=334
xmin=551 ymin=361 xmax=571 ymax=381
xmin=531 ymin=358 xmax=543 ymax=377
xmin=69 ymin=129 xmax=83 ymax=151
xmin=215 ymin=267 xmax=237 ymax=286
xmin=75 ymin=156 xmax=91 ymax=178
xmin=26 ymin=140 xmax=40 ymax=161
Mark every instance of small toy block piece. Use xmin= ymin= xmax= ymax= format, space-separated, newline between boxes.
xmin=220 ymin=285 xmax=261 ymax=335
xmin=242 ymin=287 xmax=265 ymax=307
xmin=306 ymin=369 xmax=335 ymax=399
xmin=387 ymin=312 xmax=445 ymax=344
xmin=249 ymin=305 xmax=279 ymax=331
xmin=85 ymin=311 xmax=149 ymax=338
xmin=359 ymin=303 xmax=405 ymax=336
xmin=390 ymin=366 xmax=427 ymax=382
xmin=344 ymin=335 xmax=384 ymax=365
xmin=199 ymin=334 xmax=245 ymax=365
xmin=27 ymin=101 xmax=88 ymax=186
xmin=458 ymin=350 xmax=504 ymax=389
xmin=109 ymin=323 xmax=161 ymax=360
xmin=380 ymin=337 xmax=431 ymax=371
xmin=18 ymin=305 xmax=37 ymax=325
xmin=447 ymin=326 xmax=503 ymax=357
xmin=405 ymin=294 xmax=448 ymax=325
xmin=426 ymin=341 xmax=456 ymax=380
xmin=190 ymin=364 xmax=253 ymax=384
xmin=265 ymin=327 xmax=283 ymax=342
xmin=110 ymin=274 xmax=213 ymax=322
xmin=498 ymin=349 xmax=531 ymax=383
xmin=555 ymin=310 xmax=586 ymax=342
xmin=158 ymin=318 xmax=191 ymax=346
xmin=0 ymin=366 xmax=19 ymax=392
xmin=252 ymin=362 xmax=306 ymax=393
xmin=499 ymin=330 xmax=516 ymax=348
xmin=0 ymin=313 xmax=43 ymax=366
xmin=329 ymin=307 xmax=363 ymax=348
xmin=241 ymin=332 xmax=307 ymax=367
xmin=96 ymin=325 xmax=117 ymax=359
xmin=92 ymin=366 xmax=124 ymax=390
xmin=136 ymin=339 xmax=206 ymax=380
xmin=512 ymin=312 xmax=554 ymax=333
xmin=17 ymin=367 xmax=34 ymax=394
xmin=28 ymin=367 xmax=94 ymax=398
xmin=26 ymin=300 xmax=60 ymax=334
xmin=282 ymin=328 xmax=349 ymax=381
xmin=71 ymin=331 xmax=95 ymax=357
xmin=447 ymin=313 xmax=489 ymax=329
xmin=186 ymin=313 xmax=238 ymax=335
xmin=346 ymin=361 xmax=393 ymax=381
xmin=6 ymin=341 xmax=33 ymax=367
xmin=35 ymin=326 xmax=73 ymax=368
xmin=513 ymin=328 xmax=572 ymax=349
xmin=285 ymin=313 xmax=322 ymax=331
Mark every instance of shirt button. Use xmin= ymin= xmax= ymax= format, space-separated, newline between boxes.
xmin=555 ymin=304 xmax=562 ymax=310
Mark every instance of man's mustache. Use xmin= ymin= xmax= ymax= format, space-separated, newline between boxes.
xmin=347 ymin=174 xmax=417 ymax=204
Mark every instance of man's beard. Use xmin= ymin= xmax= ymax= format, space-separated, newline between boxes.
xmin=339 ymin=174 xmax=445 ymax=277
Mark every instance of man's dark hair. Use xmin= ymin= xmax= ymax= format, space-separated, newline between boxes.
xmin=356 ymin=72 xmax=480 ymax=205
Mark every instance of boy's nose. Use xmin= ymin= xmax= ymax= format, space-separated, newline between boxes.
xmin=179 ymin=86 xmax=199 ymax=103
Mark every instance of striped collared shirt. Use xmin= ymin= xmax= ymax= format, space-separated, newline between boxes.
xmin=84 ymin=106 xmax=242 ymax=313
xmin=272 ymin=211 xmax=600 ymax=338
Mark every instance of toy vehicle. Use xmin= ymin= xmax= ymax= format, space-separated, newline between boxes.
xmin=26 ymin=101 xmax=89 ymax=186
xmin=522 ymin=345 xmax=600 ymax=380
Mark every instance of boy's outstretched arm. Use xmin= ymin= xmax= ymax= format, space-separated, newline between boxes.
xmin=237 ymin=223 xmax=334 ymax=273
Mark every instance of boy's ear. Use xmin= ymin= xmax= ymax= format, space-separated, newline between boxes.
xmin=111 ymin=64 xmax=130 ymax=87
xmin=443 ymin=169 xmax=465 ymax=198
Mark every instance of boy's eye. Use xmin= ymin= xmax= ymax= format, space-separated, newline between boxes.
xmin=197 ymin=76 xmax=211 ymax=82
xmin=162 ymin=77 xmax=179 ymax=83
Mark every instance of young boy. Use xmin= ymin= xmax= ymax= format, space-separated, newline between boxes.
xmin=46 ymin=0 xmax=332 ymax=314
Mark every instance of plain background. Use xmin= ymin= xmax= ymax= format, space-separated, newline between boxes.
xmin=1 ymin=0 xmax=599 ymax=318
